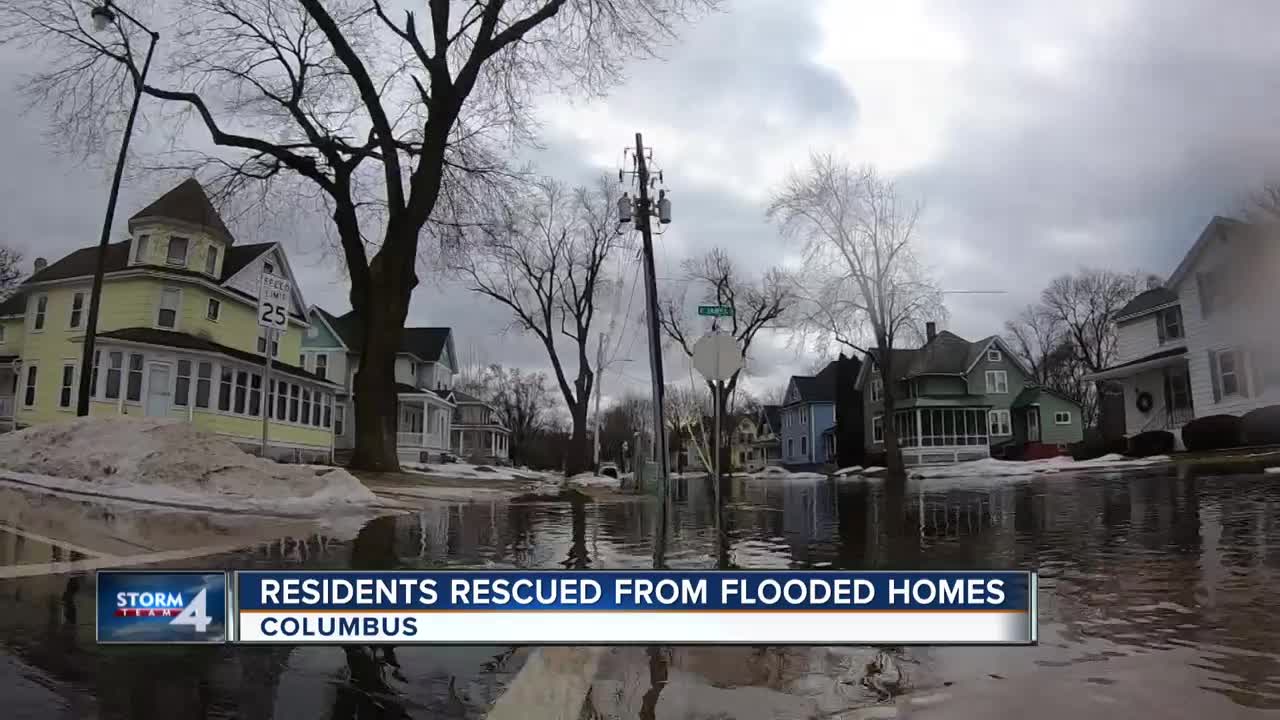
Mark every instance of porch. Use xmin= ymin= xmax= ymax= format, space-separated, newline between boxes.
xmin=880 ymin=407 xmax=993 ymax=466
xmin=395 ymin=390 xmax=453 ymax=463
xmin=1086 ymin=349 xmax=1194 ymax=442
xmin=451 ymin=427 xmax=509 ymax=462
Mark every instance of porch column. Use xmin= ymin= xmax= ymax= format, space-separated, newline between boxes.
xmin=915 ymin=410 xmax=922 ymax=448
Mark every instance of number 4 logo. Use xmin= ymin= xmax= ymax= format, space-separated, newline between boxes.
xmin=170 ymin=588 xmax=213 ymax=633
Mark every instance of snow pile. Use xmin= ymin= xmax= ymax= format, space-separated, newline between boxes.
xmin=908 ymin=453 xmax=1173 ymax=480
xmin=862 ymin=466 xmax=887 ymax=475
xmin=1266 ymin=466 xmax=1280 ymax=475
xmin=568 ymin=472 xmax=623 ymax=489
xmin=0 ymin=417 xmax=379 ymax=516
xmin=744 ymin=466 xmax=827 ymax=481
xmin=831 ymin=466 xmax=863 ymax=478
xmin=404 ymin=461 xmax=525 ymax=481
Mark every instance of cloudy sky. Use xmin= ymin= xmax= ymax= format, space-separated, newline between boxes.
xmin=6 ymin=0 xmax=1280 ymax=409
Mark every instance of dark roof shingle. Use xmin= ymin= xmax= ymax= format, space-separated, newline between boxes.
xmin=129 ymin=178 xmax=234 ymax=242
xmin=99 ymin=327 xmax=331 ymax=383
xmin=790 ymin=361 xmax=839 ymax=403
xmin=23 ymin=240 xmax=272 ymax=285
xmin=321 ymin=308 xmax=450 ymax=363
xmin=1116 ymin=287 xmax=1179 ymax=321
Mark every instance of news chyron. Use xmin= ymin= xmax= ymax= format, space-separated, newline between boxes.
xmin=96 ymin=571 xmax=228 ymax=644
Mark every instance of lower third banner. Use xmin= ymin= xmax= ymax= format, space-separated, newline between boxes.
xmin=232 ymin=570 xmax=1037 ymax=645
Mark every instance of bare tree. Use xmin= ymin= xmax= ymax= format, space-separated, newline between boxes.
xmin=484 ymin=365 xmax=551 ymax=466
xmin=1004 ymin=304 xmax=1064 ymax=387
xmin=3 ymin=0 xmax=715 ymax=471
xmin=768 ymin=155 xmax=944 ymax=479
xmin=0 ymin=245 xmax=21 ymax=300
xmin=1040 ymin=269 xmax=1146 ymax=377
xmin=450 ymin=176 xmax=622 ymax=475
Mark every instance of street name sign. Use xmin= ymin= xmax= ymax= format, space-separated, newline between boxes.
xmin=258 ymin=274 xmax=291 ymax=332
xmin=697 ymin=305 xmax=733 ymax=317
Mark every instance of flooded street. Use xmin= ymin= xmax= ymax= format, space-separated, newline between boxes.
xmin=0 ymin=468 xmax=1277 ymax=718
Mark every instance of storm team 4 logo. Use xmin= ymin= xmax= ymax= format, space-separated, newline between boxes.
xmin=97 ymin=571 xmax=227 ymax=644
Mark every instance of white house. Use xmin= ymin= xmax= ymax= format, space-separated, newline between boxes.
xmin=303 ymin=307 xmax=457 ymax=464
xmin=1087 ymin=216 xmax=1280 ymax=445
xmin=451 ymin=390 xmax=509 ymax=463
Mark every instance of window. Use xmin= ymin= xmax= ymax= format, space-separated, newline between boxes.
xmin=157 ymin=288 xmax=181 ymax=329
xmin=1217 ymin=350 xmax=1241 ymax=398
xmin=0 ymin=324 xmax=5 ymax=342
xmin=314 ymin=353 xmax=328 ymax=381
xmin=105 ymin=352 xmax=123 ymax=399
xmin=312 ymin=394 xmax=322 ymax=426
xmin=195 ymin=362 xmax=212 ymax=408
xmin=257 ymin=330 xmax=279 ymax=357
xmin=1054 ymin=411 xmax=1072 ymax=425
xmin=175 ymin=360 xmax=191 ymax=407
xmin=126 ymin=354 xmax=144 ymax=401
xmin=167 ymin=236 xmax=189 ymax=265
xmin=300 ymin=352 xmax=308 ymax=369
xmin=234 ymin=371 xmax=249 ymax=414
xmin=205 ymin=246 xmax=219 ymax=276
xmin=206 ymin=298 xmax=221 ymax=321
xmin=324 ymin=397 xmax=332 ymax=428
xmin=134 ymin=235 xmax=150 ymax=262
xmin=276 ymin=381 xmax=288 ymax=420
xmin=872 ymin=416 xmax=883 ymax=443
xmin=787 ymin=438 xmax=794 ymax=456
xmin=263 ymin=261 xmax=275 ymax=275
xmin=801 ymin=409 xmax=807 ymax=425
xmin=335 ymin=403 xmax=345 ymax=436
xmin=90 ymin=350 xmax=100 ymax=395
xmin=68 ymin=292 xmax=84 ymax=329
xmin=987 ymin=348 xmax=1002 ymax=362
xmin=985 ymin=370 xmax=1008 ymax=394
xmin=32 ymin=294 xmax=47 ymax=331
xmin=23 ymin=365 xmax=37 ymax=407
xmin=250 ymin=374 xmax=262 ymax=417
xmin=302 ymin=389 xmax=312 ymax=425
xmin=59 ymin=365 xmax=75 ymax=408
xmin=870 ymin=379 xmax=883 ymax=403
xmin=800 ymin=436 xmax=808 ymax=455
xmin=1157 ymin=307 xmax=1184 ymax=342
xmin=289 ymin=385 xmax=300 ymax=422
xmin=218 ymin=367 xmax=233 ymax=411
xmin=988 ymin=409 xmax=1012 ymax=436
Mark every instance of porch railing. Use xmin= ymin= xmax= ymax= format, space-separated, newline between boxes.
xmin=397 ymin=431 xmax=446 ymax=449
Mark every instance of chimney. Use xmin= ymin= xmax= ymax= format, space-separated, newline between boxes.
xmin=926 ymin=321 xmax=937 ymax=342
xmin=33 ymin=257 xmax=47 ymax=274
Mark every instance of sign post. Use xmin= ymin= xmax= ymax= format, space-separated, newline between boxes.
xmin=691 ymin=332 xmax=744 ymax=554
xmin=257 ymin=274 xmax=291 ymax=459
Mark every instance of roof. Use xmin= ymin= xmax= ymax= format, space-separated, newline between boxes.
xmin=317 ymin=308 xmax=451 ymax=363
xmin=760 ymin=405 xmax=781 ymax=433
xmin=98 ymin=327 xmax=331 ymax=384
xmin=22 ymin=240 xmax=273 ymax=286
xmin=1166 ymin=215 xmax=1246 ymax=289
xmin=451 ymin=390 xmax=488 ymax=404
xmin=905 ymin=330 xmax=973 ymax=376
xmin=863 ymin=348 xmax=922 ymax=380
xmin=1084 ymin=346 xmax=1187 ymax=380
xmin=129 ymin=178 xmax=234 ymax=242
xmin=1115 ymin=287 xmax=1179 ymax=322
xmin=1010 ymin=386 xmax=1082 ymax=410
xmin=789 ymin=361 xmax=839 ymax=404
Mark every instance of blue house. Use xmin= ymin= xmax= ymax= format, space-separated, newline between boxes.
xmin=779 ymin=361 xmax=838 ymax=469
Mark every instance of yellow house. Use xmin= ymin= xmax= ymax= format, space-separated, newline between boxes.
xmin=0 ymin=179 xmax=338 ymax=461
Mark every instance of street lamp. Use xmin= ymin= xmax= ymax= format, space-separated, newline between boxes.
xmin=75 ymin=1 xmax=160 ymax=416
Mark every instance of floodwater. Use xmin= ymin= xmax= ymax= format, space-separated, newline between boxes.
xmin=0 ymin=468 xmax=1277 ymax=718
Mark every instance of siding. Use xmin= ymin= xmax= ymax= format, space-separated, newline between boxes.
xmin=917 ymin=376 xmax=966 ymax=395
xmin=129 ymin=223 xmax=224 ymax=281
xmin=1115 ymin=314 xmax=1173 ymax=364
xmin=964 ymin=352 xmax=1029 ymax=440
xmin=1116 ymin=369 xmax=1168 ymax=436
xmin=1177 ymin=232 xmax=1280 ymax=418
xmin=1035 ymin=394 xmax=1085 ymax=445
xmin=223 ymin=247 xmax=307 ymax=319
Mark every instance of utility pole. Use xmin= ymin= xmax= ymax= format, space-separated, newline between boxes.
xmin=629 ymin=133 xmax=670 ymax=491
xmin=593 ymin=332 xmax=606 ymax=468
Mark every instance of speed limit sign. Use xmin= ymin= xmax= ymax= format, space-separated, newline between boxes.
xmin=258 ymin=274 xmax=291 ymax=332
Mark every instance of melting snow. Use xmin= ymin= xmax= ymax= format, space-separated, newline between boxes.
xmin=0 ymin=417 xmax=379 ymax=516
xmin=831 ymin=466 xmax=864 ymax=478
xmin=568 ymin=473 xmax=623 ymax=489
xmin=908 ymin=454 xmax=1172 ymax=480
xmin=1265 ymin=466 xmax=1280 ymax=475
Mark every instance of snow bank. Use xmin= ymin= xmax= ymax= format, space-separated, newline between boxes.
xmin=1266 ymin=466 xmax=1280 ymax=475
xmin=568 ymin=472 xmax=622 ymax=489
xmin=403 ymin=461 xmax=526 ymax=481
xmin=831 ymin=466 xmax=863 ymax=478
xmin=907 ymin=453 xmax=1172 ymax=480
xmin=0 ymin=417 xmax=379 ymax=516
xmin=743 ymin=467 xmax=827 ymax=481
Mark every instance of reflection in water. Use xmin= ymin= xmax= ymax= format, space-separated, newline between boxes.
xmin=0 ymin=470 xmax=1278 ymax=717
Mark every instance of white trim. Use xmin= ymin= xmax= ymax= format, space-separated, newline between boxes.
xmin=964 ymin=336 xmax=1033 ymax=378
xmin=870 ymin=379 xmax=883 ymax=402
xmin=58 ymin=361 xmax=77 ymax=410
xmin=986 ymin=348 xmax=1001 ymax=362
xmin=154 ymin=286 xmax=183 ymax=331
xmin=984 ymin=370 xmax=1009 ymax=394
xmin=872 ymin=415 xmax=883 ymax=443
xmin=206 ymin=297 xmax=222 ymax=322
xmin=1053 ymin=411 xmax=1072 ymax=425
xmin=21 ymin=361 xmax=38 ymax=408
xmin=1114 ymin=300 xmax=1179 ymax=324
xmin=94 ymin=336 xmax=340 ymax=390
xmin=66 ymin=290 xmax=86 ymax=330
xmin=306 ymin=306 xmax=350 ymax=350
xmin=29 ymin=293 xmax=48 ymax=333
xmin=987 ymin=409 xmax=1012 ymax=436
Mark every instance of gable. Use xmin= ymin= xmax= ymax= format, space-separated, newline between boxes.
xmin=222 ymin=245 xmax=308 ymax=321
xmin=964 ymin=336 xmax=1033 ymax=379
xmin=785 ymin=380 xmax=802 ymax=404
xmin=303 ymin=308 xmax=344 ymax=348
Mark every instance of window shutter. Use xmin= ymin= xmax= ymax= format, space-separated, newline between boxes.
xmin=1208 ymin=350 xmax=1221 ymax=403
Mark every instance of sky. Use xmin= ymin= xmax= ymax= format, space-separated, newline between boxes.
xmin=5 ymin=0 xmax=1280 ymax=411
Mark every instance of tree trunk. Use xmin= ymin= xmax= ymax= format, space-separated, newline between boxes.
xmin=566 ymin=402 xmax=591 ymax=476
xmin=348 ymin=250 xmax=415 ymax=472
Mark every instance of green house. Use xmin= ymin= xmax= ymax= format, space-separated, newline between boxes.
xmin=855 ymin=324 xmax=1084 ymax=465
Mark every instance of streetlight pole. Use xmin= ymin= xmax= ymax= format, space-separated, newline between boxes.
xmin=76 ymin=1 xmax=159 ymax=416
